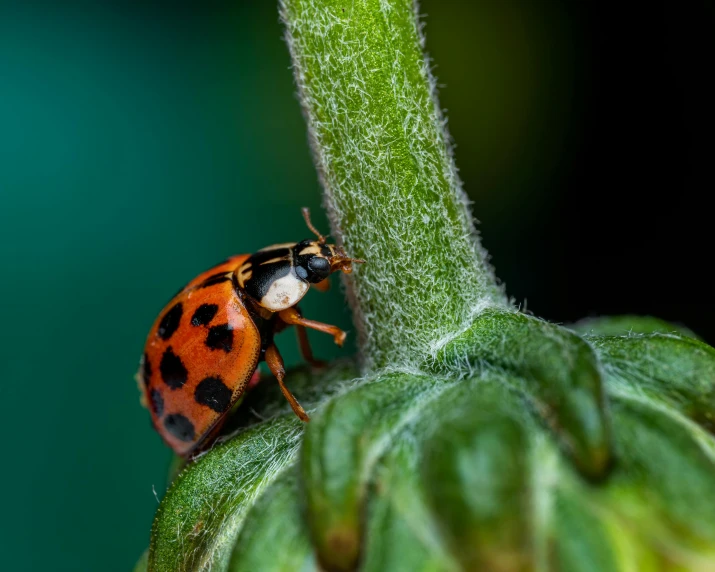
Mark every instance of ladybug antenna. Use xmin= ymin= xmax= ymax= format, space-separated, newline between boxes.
xmin=302 ymin=207 xmax=327 ymax=245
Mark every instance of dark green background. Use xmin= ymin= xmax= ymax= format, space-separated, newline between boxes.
xmin=1 ymin=1 xmax=712 ymax=570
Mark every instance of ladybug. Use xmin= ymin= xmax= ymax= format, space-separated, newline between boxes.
xmin=137 ymin=209 xmax=364 ymax=456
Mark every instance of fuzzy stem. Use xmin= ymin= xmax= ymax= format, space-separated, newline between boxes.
xmin=282 ymin=0 xmax=507 ymax=371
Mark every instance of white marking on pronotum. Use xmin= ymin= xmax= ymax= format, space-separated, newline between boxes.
xmin=259 ymin=256 xmax=291 ymax=266
xmin=260 ymin=271 xmax=309 ymax=311
xmin=298 ymin=244 xmax=321 ymax=256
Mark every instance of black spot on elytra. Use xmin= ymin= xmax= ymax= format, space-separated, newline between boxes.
xmin=200 ymin=272 xmax=232 ymax=288
xmin=191 ymin=304 xmax=219 ymax=327
xmin=158 ymin=302 xmax=183 ymax=340
xmin=163 ymin=413 xmax=195 ymax=442
xmin=160 ymin=347 xmax=188 ymax=389
xmin=149 ymin=389 xmax=164 ymax=416
xmin=142 ymin=353 xmax=152 ymax=386
xmin=205 ymin=323 xmax=233 ymax=353
xmin=194 ymin=376 xmax=232 ymax=413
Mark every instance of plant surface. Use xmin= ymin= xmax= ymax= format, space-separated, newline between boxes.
xmin=138 ymin=1 xmax=715 ymax=570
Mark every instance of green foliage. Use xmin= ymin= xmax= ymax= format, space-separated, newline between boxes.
xmin=229 ymin=472 xmax=315 ymax=571
xmin=149 ymin=418 xmax=303 ymax=571
xmin=434 ymin=308 xmax=611 ymax=479
xmin=422 ymin=381 xmax=534 ymax=570
xmin=143 ymin=332 xmax=715 ymax=570
xmin=571 ymin=315 xmax=700 ymax=339
xmin=137 ymin=1 xmax=715 ymax=570
xmin=281 ymin=0 xmax=506 ymax=370
xmin=301 ymin=372 xmax=453 ymax=570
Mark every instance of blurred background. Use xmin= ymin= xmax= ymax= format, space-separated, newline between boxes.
xmin=0 ymin=0 xmax=712 ymax=570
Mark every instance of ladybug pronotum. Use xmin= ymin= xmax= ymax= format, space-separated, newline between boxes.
xmin=137 ymin=209 xmax=364 ymax=456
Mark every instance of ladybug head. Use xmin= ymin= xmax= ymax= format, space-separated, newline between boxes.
xmin=292 ymin=208 xmax=365 ymax=283
xmin=238 ymin=209 xmax=364 ymax=312
xmin=292 ymin=240 xmax=362 ymax=281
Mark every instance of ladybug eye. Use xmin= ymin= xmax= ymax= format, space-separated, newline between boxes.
xmin=307 ymin=256 xmax=330 ymax=281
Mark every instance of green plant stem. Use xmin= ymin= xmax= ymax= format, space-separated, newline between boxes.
xmin=281 ymin=0 xmax=507 ymax=371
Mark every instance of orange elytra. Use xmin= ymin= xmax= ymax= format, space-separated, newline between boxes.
xmin=137 ymin=209 xmax=364 ymax=456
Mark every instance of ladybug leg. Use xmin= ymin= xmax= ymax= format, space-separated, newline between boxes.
xmin=295 ymin=324 xmax=327 ymax=368
xmin=264 ymin=343 xmax=310 ymax=422
xmin=277 ymin=307 xmax=347 ymax=347
xmin=311 ymin=278 xmax=330 ymax=292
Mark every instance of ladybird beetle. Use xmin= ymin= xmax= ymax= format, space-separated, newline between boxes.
xmin=137 ymin=208 xmax=364 ymax=456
